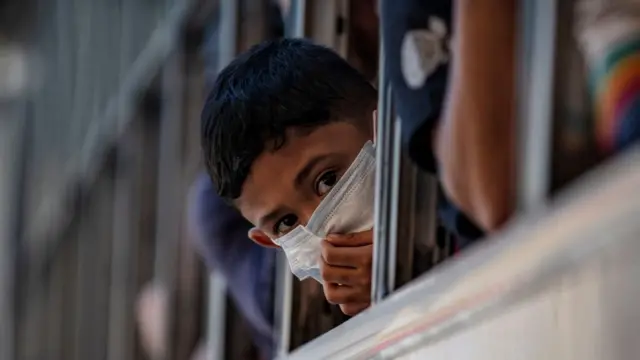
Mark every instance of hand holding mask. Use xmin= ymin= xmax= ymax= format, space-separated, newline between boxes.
xmin=320 ymin=230 xmax=373 ymax=316
xmin=272 ymin=141 xmax=376 ymax=282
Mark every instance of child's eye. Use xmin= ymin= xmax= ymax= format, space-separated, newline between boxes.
xmin=274 ymin=214 xmax=299 ymax=236
xmin=316 ymin=171 xmax=338 ymax=196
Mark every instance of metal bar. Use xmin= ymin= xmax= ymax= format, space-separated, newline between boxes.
xmin=152 ymin=40 xmax=185 ymax=360
xmin=386 ymin=116 xmax=403 ymax=292
xmin=0 ymin=108 xmax=23 ymax=360
xmin=107 ymin=125 xmax=144 ymax=360
xmin=305 ymin=0 xmax=349 ymax=52
xmin=291 ymin=0 xmax=307 ymax=40
xmin=131 ymin=101 xmax=162 ymax=360
xmin=396 ymin=165 xmax=439 ymax=287
xmin=216 ymin=0 xmax=239 ymax=73
xmin=27 ymin=0 xmax=196 ymax=268
xmin=286 ymin=146 xmax=640 ymax=360
xmin=206 ymin=273 xmax=228 ymax=360
xmin=73 ymin=170 xmax=116 ymax=360
xmin=274 ymin=251 xmax=293 ymax=358
xmin=371 ymin=40 xmax=394 ymax=303
xmin=206 ymin=1 xmax=239 ymax=359
xmin=517 ymin=0 xmax=558 ymax=211
xmin=152 ymin=31 xmax=185 ymax=293
xmin=0 ymin=44 xmax=28 ymax=360
xmin=336 ymin=0 xmax=350 ymax=57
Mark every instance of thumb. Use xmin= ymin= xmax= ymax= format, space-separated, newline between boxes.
xmin=326 ymin=229 xmax=373 ymax=247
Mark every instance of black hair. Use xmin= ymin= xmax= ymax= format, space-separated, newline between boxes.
xmin=201 ymin=38 xmax=377 ymax=200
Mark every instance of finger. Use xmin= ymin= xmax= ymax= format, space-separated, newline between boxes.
xmin=340 ymin=302 xmax=370 ymax=317
xmin=326 ymin=229 xmax=374 ymax=247
xmin=321 ymin=241 xmax=373 ymax=269
xmin=320 ymin=259 xmax=369 ymax=286
xmin=322 ymin=282 xmax=370 ymax=305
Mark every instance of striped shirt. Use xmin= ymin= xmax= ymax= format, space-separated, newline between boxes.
xmin=576 ymin=0 xmax=640 ymax=153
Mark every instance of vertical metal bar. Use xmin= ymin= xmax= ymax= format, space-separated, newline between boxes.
xmin=291 ymin=0 xmax=307 ymax=40
xmin=388 ymin=123 xmax=440 ymax=291
xmin=404 ymin=170 xmax=438 ymax=281
xmin=517 ymin=0 xmax=558 ymax=211
xmin=0 ymin=44 xmax=28 ymax=360
xmin=306 ymin=0 xmax=349 ymax=52
xmin=107 ymin=126 xmax=142 ymax=360
xmin=206 ymin=273 xmax=227 ymax=360
xmin=371 ymin=38 xmax=394 ymax=303
xmin=216 ymin=0 xmax=239 ymax=74
xmin=152 ymin=41 xmax=184 ymax=360
xmin=0 ymin=109 xmax=23 ymax=360
xmin=73 ymin=169 xmax=115 ymax=360
xmin=206 ymin=1 xmax=239 ymax=359
xmin=273 ymin=251 xmax=293 ymax=359
xmin=335 ymin=0 xmax=350 ymax=57
xmin=386 ymin=117 xmax=402 ymax=291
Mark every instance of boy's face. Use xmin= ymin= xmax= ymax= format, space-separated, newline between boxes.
xmin=235 ymin=121 xmax=372 ymax=245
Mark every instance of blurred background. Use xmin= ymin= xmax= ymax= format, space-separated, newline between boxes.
xmin=0 ymin=0 xmax=268 ymax=359
xmin=2 ymin=0 xmax=633 ymax=359
xmin=0 ymin=1 xmax=381 ymax=359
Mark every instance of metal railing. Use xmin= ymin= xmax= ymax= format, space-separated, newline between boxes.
xmin=0 ymin=45 xmax=30 ymax=360
xmin=25 ymin=0 xmax=197 ymax=268
xmin=273 ymin=1 xmax=442 ymax=357
xmin=371 ymin=44 xmax=394 ymax=303
xmin=283 ymin=0 xmax=577 ymax=358
xmin=7 ymin=2 xmax=210 ymax=360
xmin=284 ymin=144 xmax=640 ymax=359
xmin=517 ymin=0 xmax=558 ymax=211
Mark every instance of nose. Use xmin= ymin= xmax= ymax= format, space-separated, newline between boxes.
xmin=297 ymin=197 xmax=322 ymax=226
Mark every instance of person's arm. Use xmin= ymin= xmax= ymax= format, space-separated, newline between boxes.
xmin=435 ymin=0 xmax=518 ymax=231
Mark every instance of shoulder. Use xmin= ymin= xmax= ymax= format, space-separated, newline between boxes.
xmin=187 ymin=173 xmax=253 ymax=269
xmin=187 ymin=173 xmax=226 ymax=236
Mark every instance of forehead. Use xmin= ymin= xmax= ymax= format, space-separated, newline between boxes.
xmin=236 ymin=122 xmax=370 ymax=225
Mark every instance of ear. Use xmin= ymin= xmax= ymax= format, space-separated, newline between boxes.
xmin=248 ymin=227 xmax=279 ymax=248
xmin=372 ymin=109 xmax=378 ymax=145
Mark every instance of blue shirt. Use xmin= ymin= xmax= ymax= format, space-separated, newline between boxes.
xmin=188 ymin=173 xmax=276 ymax=358
xmin=381 ymin=0 xmax=484 ymax=245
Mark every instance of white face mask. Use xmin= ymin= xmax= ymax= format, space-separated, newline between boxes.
xmin=272 ymin=141 xmax=376 ymax=282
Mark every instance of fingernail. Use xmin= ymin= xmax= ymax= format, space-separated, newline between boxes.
xmin=326 ymin=234 xmax=340 ymax=243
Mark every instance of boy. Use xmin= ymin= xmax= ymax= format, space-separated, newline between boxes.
xmin=201 ymin=39 xmax=377 ymax=315
xmin=201 ymin=38 xmax=485 ymax=315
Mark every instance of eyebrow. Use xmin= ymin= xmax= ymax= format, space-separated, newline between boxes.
xmin=294 ymin=153 xmax=333 ymax=188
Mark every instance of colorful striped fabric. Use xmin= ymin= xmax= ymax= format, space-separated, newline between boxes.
xmin=588 ymin=31 xmax=640 ymax=154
